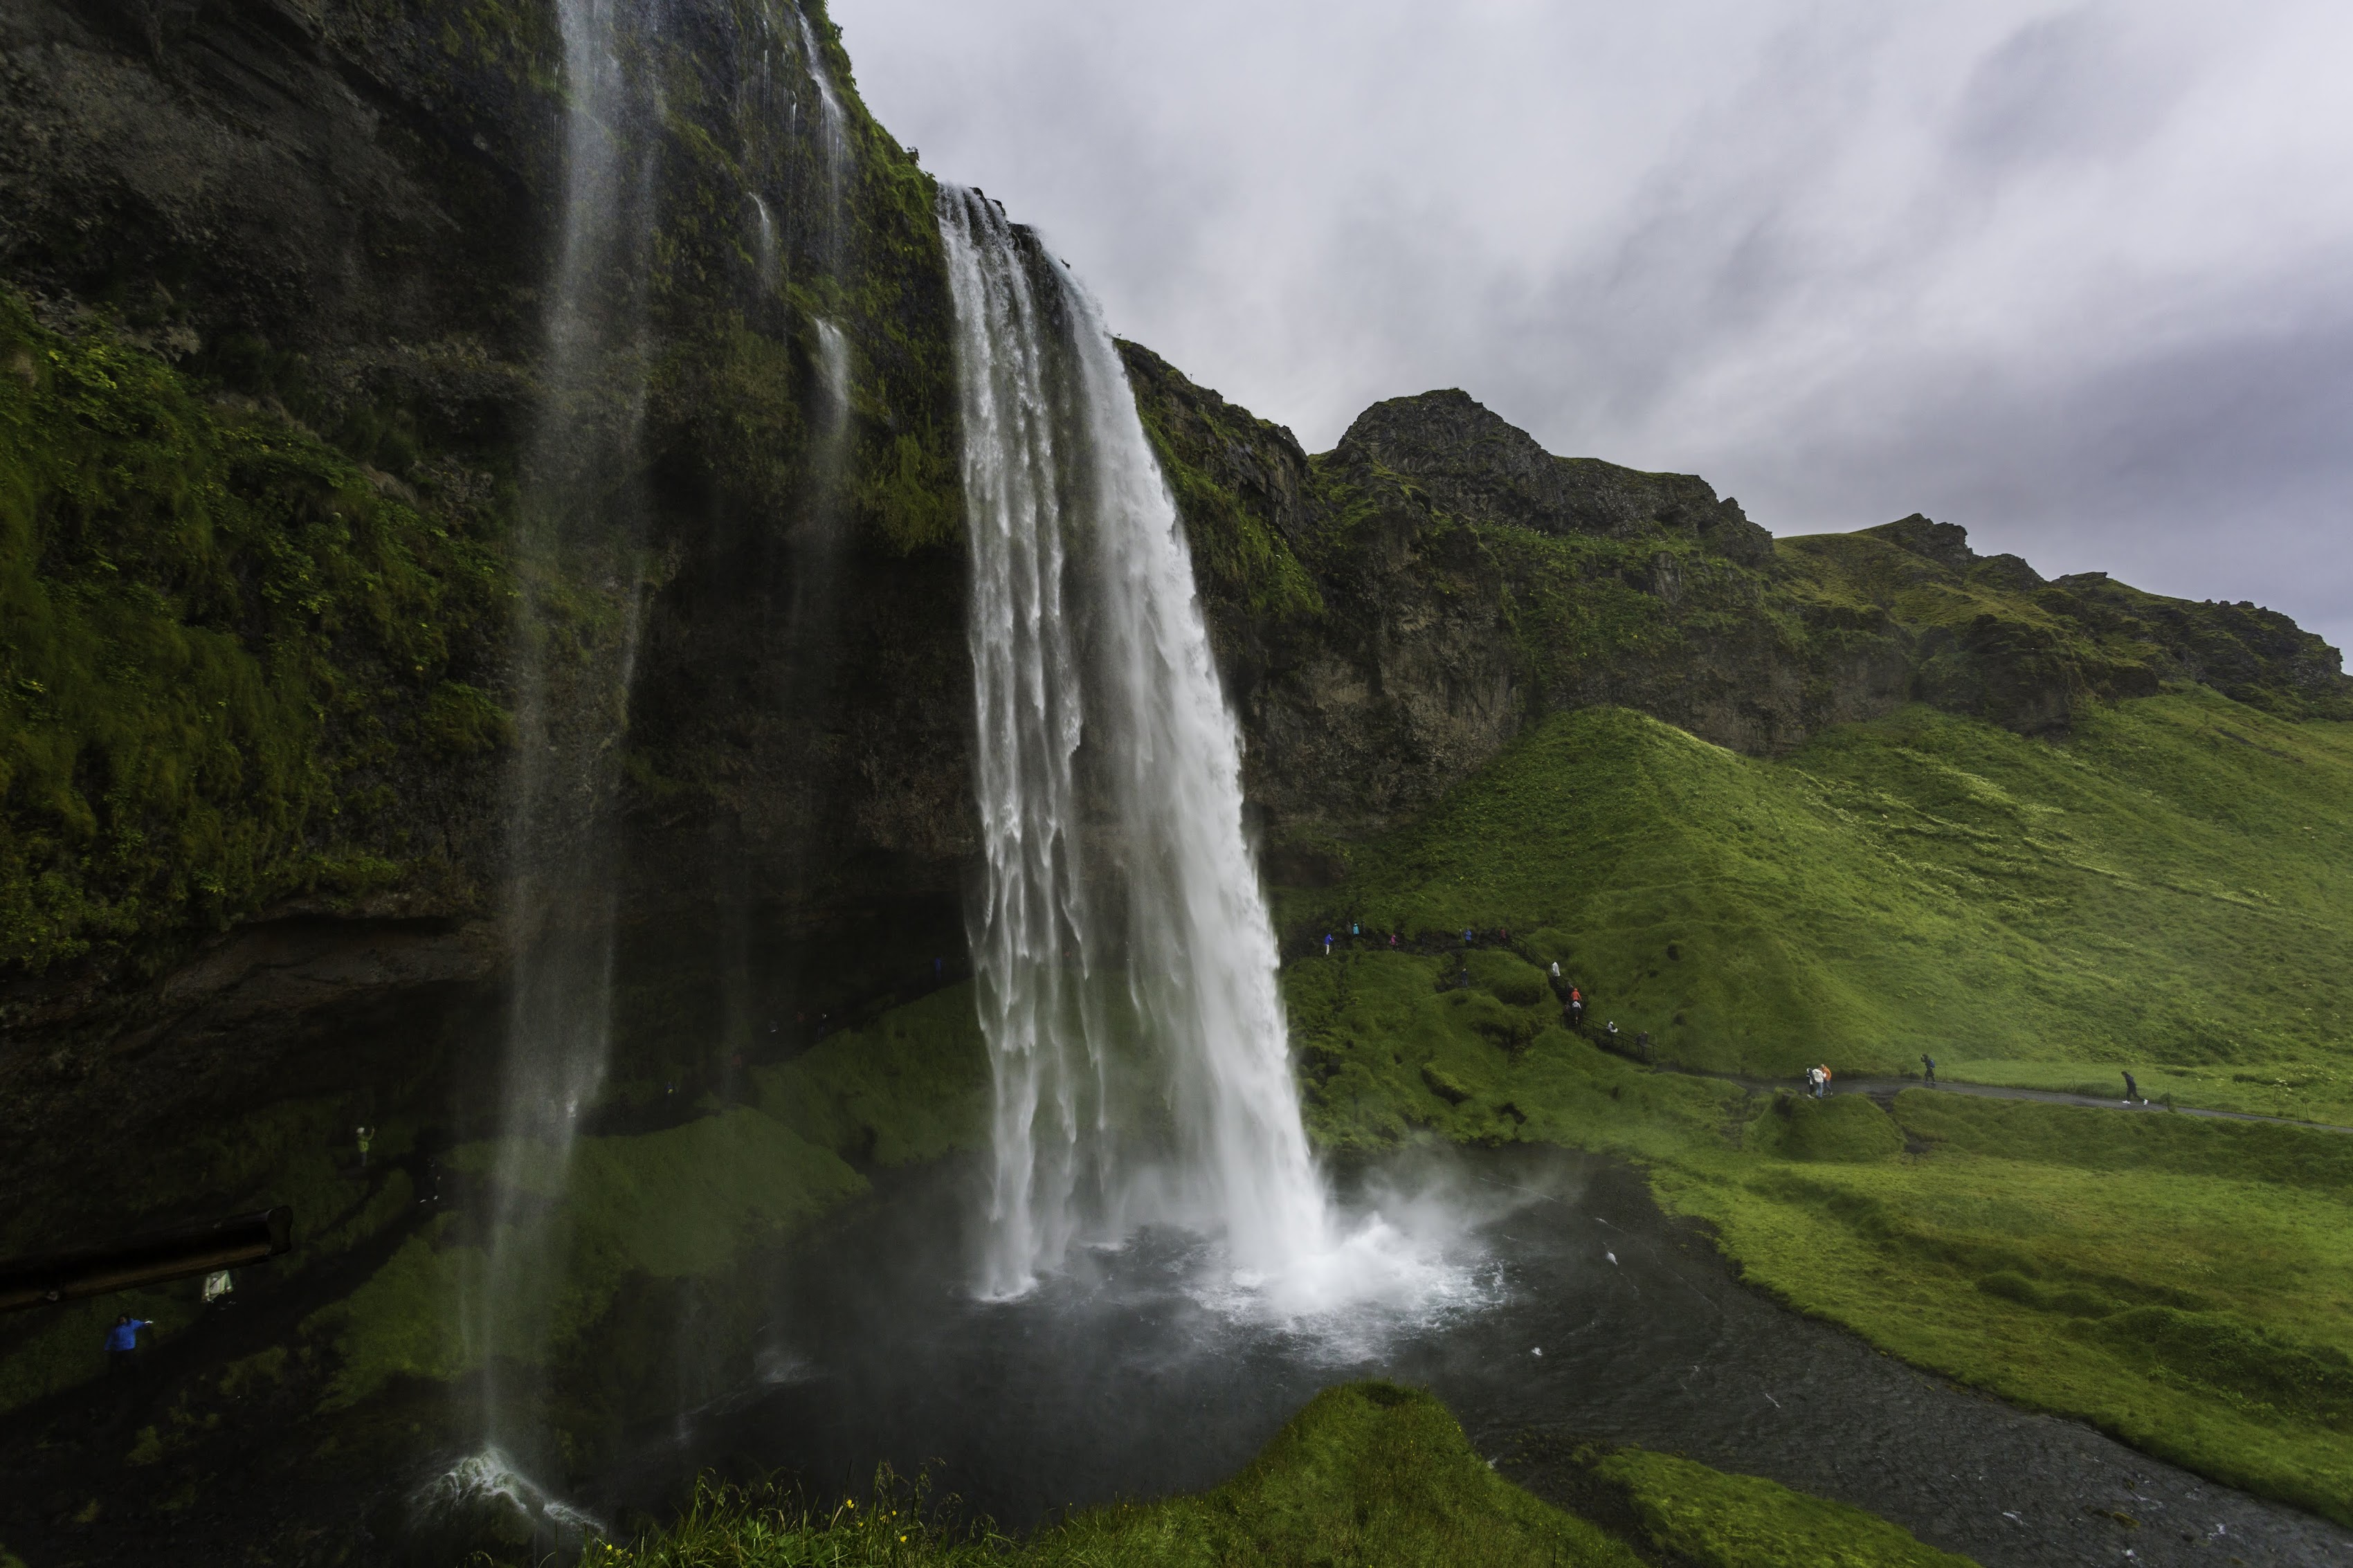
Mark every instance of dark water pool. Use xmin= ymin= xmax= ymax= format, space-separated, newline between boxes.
xmin=590 ymin=1147 xmax=2350 ymax=1567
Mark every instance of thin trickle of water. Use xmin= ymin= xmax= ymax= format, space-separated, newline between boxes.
xmin=792 ymin=1 xmax=850 ymax=233
xmin=938 ymin=188 xmax=1348 ymax=1306
xmin=752 ymin=192 xmax=777 ymax=289
xmin=473 ymin=0 xmax=659 ymax=1476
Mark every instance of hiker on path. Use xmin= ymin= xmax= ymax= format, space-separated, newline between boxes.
xmin=107 ymin=1315 xmax=149 ymax=1379
xmin=1921 ymin=1054 xmax=1936 ymax=1087
xmin=1606 ymin=1021 xmax=1621 ymax=1052
xmin=2123 ymin=1071 xmax=2141 ymax=1104
xmin=1569 ymin=990 xmax=1584 ymax=1028
xmin=1390 ymin=932 xmax=1399 ymax=949
xmin=356 ymin=1126 xmax=373 ymax=1169
xmin=1820 ymin=1064 xmax=1833 ymax=1098
xmin=1323 ymin=933 xmax=1333 ymax=958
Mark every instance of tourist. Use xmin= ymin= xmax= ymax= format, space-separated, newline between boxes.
xmin=1606 ymin=1021 xmax=1620 ymax=1051
xmin=355 ymin=1126 xmax=373 ymax=1169
xmin=1921 ymin=1053 xmax=1936 ymax=1086
xmin=107 ymin=1315 xmax=149 ymax=1379
xmin=1389 ymin=932 xmax=1399 ymax=949
xmin=1463 ymin=928 xmax=1473 ymax=947
xmin=2123 ymin=1070 xmax=2141 ymax=1104
xmin=1323 ymin=933 xmax=1333 ymax=957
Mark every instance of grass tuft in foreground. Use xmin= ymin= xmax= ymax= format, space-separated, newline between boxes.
xmin=595 ymin=1382 xmax=1974 ymax=1568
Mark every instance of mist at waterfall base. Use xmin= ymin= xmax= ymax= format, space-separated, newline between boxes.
xmin=940 ymin=184 xmax=1460 ymax=1324
xmin=594 ymin=1148 xmax=1523 ymax=1533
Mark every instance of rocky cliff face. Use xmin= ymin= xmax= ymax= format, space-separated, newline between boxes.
xmin=1125 ymin=349 xmax=2352 ymax=873
xmin=0 ymin=0 xmax=976 ymax=1273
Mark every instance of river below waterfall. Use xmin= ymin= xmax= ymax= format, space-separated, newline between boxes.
xmin=589 ymin=1145 xmax=2350 ymax=1567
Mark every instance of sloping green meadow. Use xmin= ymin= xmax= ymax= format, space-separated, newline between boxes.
xmin=1282 ymin=689 xmax=2353 ymax=1521
xmin=1287 ymin=955 xmax=2353 ymax=1520
xmin=1289 ymin=693 xmax=2353 ymax=1121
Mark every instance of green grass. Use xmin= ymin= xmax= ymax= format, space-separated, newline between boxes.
xmin=754 ymin=983 xmax=992 ymax=1166
xmin=296 ymin=991 xmax=988 ymax=1419
xmin=1591 ymin=1447 xmax=1974 ymax=1568
xmin=1280 ymin=690 xmax=2353 ymax=1519
xmin=1740 ymin=1093 xmax=1903 ymax=1163
xmin=1290 ymin=695 xmax=2353 ymax=1123
xmin=305 ymin=1108 xmax=864 ymax=1410
xmin=1648 ymin=1091 xmax=2353 ymax=1522
xmin=603 ymin=1382 xmax=1971 ymax=1568
xmin=1291 ymin=952 xmax=2353 ymax=1520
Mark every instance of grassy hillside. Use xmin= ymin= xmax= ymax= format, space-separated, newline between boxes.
xmin=1280 ymin=687 xmax=2353 ymax=1520
xmin=1287 ymin=692 xmax=2353 ymax=1123
xmin=612 ymin=1381 xmax=1974 ymax=1568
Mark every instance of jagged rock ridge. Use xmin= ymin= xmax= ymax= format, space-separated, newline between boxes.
xmin=1123 ymin=356 xmax=2352 ymax=864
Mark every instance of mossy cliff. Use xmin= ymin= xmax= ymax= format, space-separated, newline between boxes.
xmin=0 ymin=0 xmax=972 ymax=1270
xmin=0 ymin=2 xmax=978 ymax=1529
xmin=1121 ymin=346 xmax=2351 ymax=866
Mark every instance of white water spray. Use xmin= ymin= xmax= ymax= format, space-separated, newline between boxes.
xmin=941 ymin=188 xmax=1361 ymax=1308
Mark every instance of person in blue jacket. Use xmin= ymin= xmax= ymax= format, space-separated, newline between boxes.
xmin=107 ymin=1314 xmax=150 ymax=1378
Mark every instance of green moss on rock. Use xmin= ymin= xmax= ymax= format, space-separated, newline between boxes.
xmin=0 ymin=286 xmax=511 ymax=978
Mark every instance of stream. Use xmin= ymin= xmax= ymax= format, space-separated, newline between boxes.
xmin=591 ymin=1145 xmax=2351 ymax=1567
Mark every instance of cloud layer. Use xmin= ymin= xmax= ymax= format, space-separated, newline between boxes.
xmin=835 ymin=0 xmax=2353 ymax=650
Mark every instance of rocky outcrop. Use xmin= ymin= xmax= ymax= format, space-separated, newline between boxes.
xmin=1340 ymin=388 xmax=1773 ymax=564
xmin=1127 ymin=367 xmax=2353 ymax=852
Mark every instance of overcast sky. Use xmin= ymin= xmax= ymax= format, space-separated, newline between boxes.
xmin=833 ymin=0 xmax=2353 ymax=654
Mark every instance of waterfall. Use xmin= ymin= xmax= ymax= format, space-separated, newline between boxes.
xmin=793 ymin=1 xmax=850 ymax=233
xmin=474 ymin=0 xmax=658 ymax=1474
xmin=938 ymin=188 xmax=1336 ymax=1302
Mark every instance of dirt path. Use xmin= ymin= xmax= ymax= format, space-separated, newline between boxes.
xmin=1665 ymin=1066 xmax=2353 ymax=1133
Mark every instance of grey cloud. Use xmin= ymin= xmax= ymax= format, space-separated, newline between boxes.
xmin=835 ymin=0 xmax=2353 ymax=655
xmin=1951 ymin=7 xmax=2181 ymax=167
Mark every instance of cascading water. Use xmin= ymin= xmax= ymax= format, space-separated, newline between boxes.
xmin=792 ymin=2 xmax=851 ymax=259
xmin=939 ymin=188 xmax=1344 ymax=1304
xmin=465 ymin=0 xmax=660 ymax=1508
